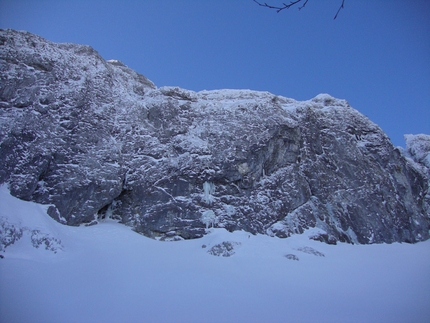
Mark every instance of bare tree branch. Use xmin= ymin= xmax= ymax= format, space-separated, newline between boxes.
xmin=253 ymin=0 xmax=345 ymax=19
xmin=253 ymin=0 xmax=308 ymax=13
xmin=333 ymin=0 xmax=345 ymax=20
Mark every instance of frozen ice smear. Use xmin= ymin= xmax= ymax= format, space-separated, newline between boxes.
xmin=1 ymin=186 xmax=429 ymax=323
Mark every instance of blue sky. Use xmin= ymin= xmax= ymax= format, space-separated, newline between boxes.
xmin=1 ymin=0 xmax=429 ymax=147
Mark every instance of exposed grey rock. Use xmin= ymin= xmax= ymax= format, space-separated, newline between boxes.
xmin=0 ymin=217 xmax=23 ymax=251
xmin=285 ymin=254 xmax=299 ymax=261
xmin=403 ymin=134 xmax=430 ymax=224
xmin=308 ymin=232 xmax=337 ymax=245
xmin=30 ymin=229 xmax=63 ymax=253
xmin=296 ymin=246 xmax=325 ymax=257
xmin=0 ymin=29 xmax=429 ymax=244
xmin=207 ymin=241 xmax=241 ymax=257
xmin=405 ymin=134 xmax=430 ymax=169
xmin=0 ymin=216 xmax=63 ymax=253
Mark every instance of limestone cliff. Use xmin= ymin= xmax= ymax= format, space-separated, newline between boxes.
xmin=1 ymin=29 xmax=428 ymax=243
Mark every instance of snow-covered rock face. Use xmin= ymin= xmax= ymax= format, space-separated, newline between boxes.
xmin=405 ymin=134 xmax=430 ymax=169
xmin=1 ymin=29 xmax=429 ymax=244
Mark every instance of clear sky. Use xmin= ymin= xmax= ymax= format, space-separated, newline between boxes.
xmin=1 ymin=0 xmax=429 ymax=147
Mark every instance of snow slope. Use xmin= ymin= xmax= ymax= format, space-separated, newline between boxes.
xmin=1 ymin=186 xmax=429 ymax=323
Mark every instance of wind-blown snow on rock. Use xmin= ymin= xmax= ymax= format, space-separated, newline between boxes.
xmin=405 ymin=134 xmax=430 ymax=169
xmin=0 ymin=29 xmax=429 ymax=243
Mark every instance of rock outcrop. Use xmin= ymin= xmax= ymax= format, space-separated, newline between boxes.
xmin=1 ymin=29 xmax=429 ymax=243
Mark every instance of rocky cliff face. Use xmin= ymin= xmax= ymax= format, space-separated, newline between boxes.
xmin=1 ymin=29 xmax=429 ymax=243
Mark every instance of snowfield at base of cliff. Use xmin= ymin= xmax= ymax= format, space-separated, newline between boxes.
xmin=1 ymin=186 xmax=430 ymax=323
